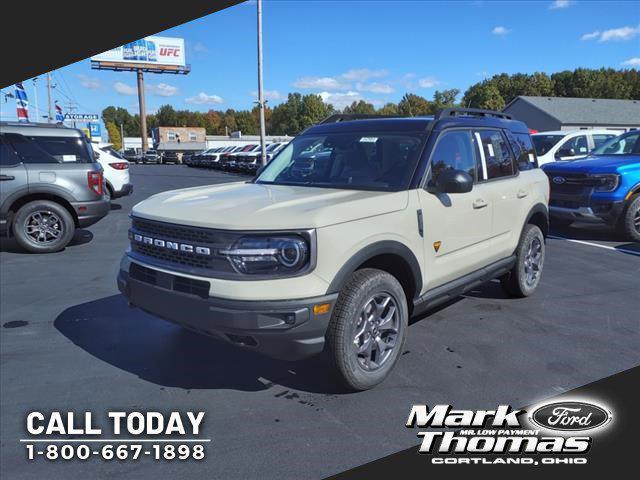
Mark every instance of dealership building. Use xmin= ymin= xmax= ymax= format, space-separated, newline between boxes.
xmin=503 ymin=96 xmax=640 ymax=133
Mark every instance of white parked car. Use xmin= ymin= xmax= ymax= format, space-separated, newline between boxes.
xmin=531 ymin=130 xmax=618 ymax=165
xmin=92 ymin=143 xmax=133 ymax=199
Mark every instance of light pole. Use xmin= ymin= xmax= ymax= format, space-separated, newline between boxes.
xmin=32 ymin=77 xmax=39 ymax=123
xmin=120 ymin=123 xmax=125 ymax=152
xmin=46 ymin=72 xmax=53 ymax=123
xmin=257 ymin=0 xmax=267 ymax=166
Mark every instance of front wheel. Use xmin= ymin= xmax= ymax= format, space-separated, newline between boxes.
xmin=12 ymin=201 xmax=75 ymax=253
xmin=619 ymin=194 xmax=640 ymax=242
xmin=325 ymin=268 xmax=408 ymax=391
xmin=501 ymin=224 xmax=545 ymax=298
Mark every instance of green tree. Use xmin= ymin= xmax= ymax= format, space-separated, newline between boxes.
xmin=377 ymin=102 xmax=399 ymax=116
xmin=105 ymin=121 xmax=122 ymax=151
xmin=398 ymin=93 xmax=431 ymax=116
xmin=235 ymin=110 xmax=258 ymax=135
xmin=343 ymin=100 xmax=376 ymax=115
xmin=156 ymin=105 xmax=178 ymax=126
xmin=462 ymin=83 xmax=505 ymax=110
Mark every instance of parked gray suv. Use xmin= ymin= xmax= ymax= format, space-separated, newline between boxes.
xmin=0 ymin=122 xmax=109 ymax=253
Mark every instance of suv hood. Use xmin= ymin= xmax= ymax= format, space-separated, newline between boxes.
xmin=132 ymin=182 xmax=409 ymax=230
xmin=543 ymin=155 xmax=639 ymax=174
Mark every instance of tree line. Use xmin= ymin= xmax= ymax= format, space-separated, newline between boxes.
xmin=103 ymin=68 xmax=640 ymax=149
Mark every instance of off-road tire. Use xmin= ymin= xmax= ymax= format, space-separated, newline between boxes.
xmin=13 ymin=200 xmax=75 ymax=253
xmin=619 ymin=194 xmax=640 ymax=242
xmin=501 ymin=224 xmax=545 ymax=298
xmin=325 ymin=268 xmax=408 ymax=391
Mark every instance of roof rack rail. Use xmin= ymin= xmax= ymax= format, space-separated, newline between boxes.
xmin=435 ymin=108 xmax=512 ymax=120
xmin=319 ymin=114 xmax=399 ymax=124
xmin=0 ymin=121 xmax=66 ymax=128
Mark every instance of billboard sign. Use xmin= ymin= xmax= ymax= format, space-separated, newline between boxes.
xmin=64 ymin=113 xmax=99 ymax=122
xmin=91 ymin=36 xmax=186 ymax=68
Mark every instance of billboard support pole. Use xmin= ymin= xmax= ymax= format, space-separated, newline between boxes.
xmin=137 ymin=69 xmax=148 ymax=154
xmin=257 ymin=0 xmax=267 ymax=166
xmin=46 ymin=73 xmax=53 ymax=123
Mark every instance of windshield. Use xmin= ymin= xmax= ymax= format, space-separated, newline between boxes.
xmin=256 ymin=132 xmax=424 ymax=191
xmin=591 ymin=131 xmax=640 ymax=155
xmin=266 ymin=143 xmax=281 ymax=152
xmin=531 ymin=135 xmax=564 ymax=156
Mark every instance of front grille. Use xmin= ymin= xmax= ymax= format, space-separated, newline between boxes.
xmin=545 ymin=172 xmax=598 ymax=195
xmin=129 ymin=217 xmax=238 ymax=277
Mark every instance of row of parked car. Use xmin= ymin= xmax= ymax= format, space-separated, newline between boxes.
xmin=122 ymin=149 xmax=181 ymax=165
xmin=184 ymin=142 xmax=286 ymax=174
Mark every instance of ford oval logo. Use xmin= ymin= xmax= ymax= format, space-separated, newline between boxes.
xmin=552 ymin=176 xmax=566 ymax=185
xmin=530 ymin=401 xmax=611 ymax=431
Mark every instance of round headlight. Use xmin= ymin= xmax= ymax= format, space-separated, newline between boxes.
xmin=279 ymin=241 xmax=302 ymax=267
xmin=221 ymin=235 xmax=309 ymax=275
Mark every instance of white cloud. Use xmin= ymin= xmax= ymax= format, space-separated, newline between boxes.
xmin=77 ymin=74 xmax=101 ymax=91
xmin=193 ymin=42 xmax=208 ymax=53
xmin=149 ymin=83 xmax=179 ymax=97
xmin=418 ymin=77 xmax=441 ymax=88
xmin=341 ymin=68 xmax=388 ymax=82
xmin=599 ymin=25 xmax=640 ymax=42
xmin=581 ymin=31 xmax=601 ymax=40
xmin=318 ymin=91 xmax=381 ymax=110
xmin=356 ymin=82 xmax=394 ymax=94
xmin=293 ymin=76 xmax=351 ymax=90
xmin=250 ymin=90 xmax=282 ymax=101
xmin=185 ymin=92 xmax=224 ymax=105
xmin=582 ymin=25 xmax=640 ymax=42
xmin=621 ymin=57 xmax=640 ymax=67
xmin=114 ymin=81 xmax=136 ymax=95
xmin=549 ymin=0 xmax=573 ymax=9
xmin=492 ymin=26 xmax=510 ymax=35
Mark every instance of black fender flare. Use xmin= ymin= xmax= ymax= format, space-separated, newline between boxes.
xmin=524 ymin=202 xmax=549 ymax=238
xmin=326 ymin=240 xmax=423 ymax=299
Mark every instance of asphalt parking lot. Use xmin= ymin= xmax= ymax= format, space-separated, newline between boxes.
xmin=1 ymin=164 xmax=639 ymax=480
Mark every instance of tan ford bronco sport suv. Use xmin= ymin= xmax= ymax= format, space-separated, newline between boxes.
xmin=118 ymin=109 xmax=549 ymax=391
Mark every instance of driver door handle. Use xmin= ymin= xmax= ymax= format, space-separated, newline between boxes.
xmin=473 ymin=199 xmax=488 ymax=209
xmin=0 ymin=175 xmax=15 ymax=181
xmin=517 ymin=189 xmax=528 ymax=199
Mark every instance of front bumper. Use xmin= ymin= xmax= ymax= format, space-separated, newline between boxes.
xmin=550 ymin=200 xmax=625 ymax=225
xmin=71 ymin=199 xmax=110 ymax=228
xmin=117 ymin=262 xmax=337 ymax=361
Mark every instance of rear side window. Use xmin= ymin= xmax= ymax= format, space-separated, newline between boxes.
xmin=475 ymin=129 xmax=515 ymax=180
xmin=506 ymin=131 xmax=538 ymax=171
xmin=0 ymin=135 xmax=21 ymax=166
xmin=430 ymin=130 xmax=479 ymax=184
xmin=3 ymin=133 xmax=59 ymax=164
xmin=24 ymin=135 xmax=94 ymax=163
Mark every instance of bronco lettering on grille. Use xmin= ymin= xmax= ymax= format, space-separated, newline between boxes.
xmin=132 ymin=233 xmax=211 ymax=256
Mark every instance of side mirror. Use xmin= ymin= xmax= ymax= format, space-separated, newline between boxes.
xmin=556 ymin=148 xmax=575 ymax=158
xmin=433 ymin=169 xmax=473 ymax=194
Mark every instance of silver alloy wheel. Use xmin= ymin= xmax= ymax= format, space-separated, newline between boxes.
xmin=523 ymin=236 xmax=543 ymax=287
xmin=24 ymin=210 xmax=63 ymax=245
xmin=352 ymin=293 xmax=401 ymax=371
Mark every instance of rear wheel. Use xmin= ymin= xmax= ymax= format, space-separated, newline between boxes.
xmin=501 ymin=224 xmax=545 ymax=298
xmin=12 ymin=201 xmax=75 ymax=253
xmin=325 ymin=268 xmax=408 ymax=391
xmin=619 ymin=194 xmax=640 ymax=242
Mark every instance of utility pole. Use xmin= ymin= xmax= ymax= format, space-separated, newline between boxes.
xmin=65 ymin=102 xmax=77 ymax=128
xmin=120 ymin=123 xmax=125 ymax=152
xmin=137 ymin=69 xmax=148 ymax=154
xmin=32 ymin=77 xmax=39 ymax=123
xmin=46 ymin=72 xmax=53 ymax=123
xmin=257 ymin=0 xmax=267 ymax=166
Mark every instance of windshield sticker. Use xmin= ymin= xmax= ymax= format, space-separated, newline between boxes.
xmin=359 ymin=137 xmax=378 ymax=143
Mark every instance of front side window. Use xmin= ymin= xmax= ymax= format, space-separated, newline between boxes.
xmin=558 ymin=135 xmax=588 ymax=157
xmin=592 ymin=132 xmax=640 ymax=155
xmin=257 ymin=132 xmax=424 ymax=191
xmin=429 ymin=130 xmax=478 ymax=184
xmin=592 ymin=134 xmax=616 ymax=149
xmin=476 ymin=129 xmax=515 ymax=179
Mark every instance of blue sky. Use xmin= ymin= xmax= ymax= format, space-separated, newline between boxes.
xmin=1 ymin=0 xmax=639 ymax=123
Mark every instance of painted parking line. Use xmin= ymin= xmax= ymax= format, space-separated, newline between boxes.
xmin=548 ymin=235 xmax=640 ymax=257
